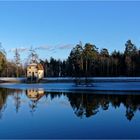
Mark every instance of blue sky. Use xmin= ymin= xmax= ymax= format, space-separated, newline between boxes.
xmin=0 ymin=1 xmax=140 ymax=62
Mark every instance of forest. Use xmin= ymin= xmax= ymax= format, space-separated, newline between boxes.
xmin=0 ymin=39 xmax=140 ymax=77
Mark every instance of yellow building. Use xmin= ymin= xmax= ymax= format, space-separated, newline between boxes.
xmin=27 ymin=63 xmax=44 ymax=81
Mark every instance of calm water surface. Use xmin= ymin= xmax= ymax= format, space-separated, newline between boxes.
xmin=0 ymin=87 xmax=140 ymax=138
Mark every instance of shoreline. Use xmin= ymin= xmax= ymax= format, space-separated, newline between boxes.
xmin=1 ymin=77 xmax=140 ymax=83
xmin=0 ymin=77 xmax=140 ymax=92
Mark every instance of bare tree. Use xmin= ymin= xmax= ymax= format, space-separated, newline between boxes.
xmin=28 ymin=46 xmax=39 ymax=63
xmin=14 ymin=48 xmax=20 ymax=77
xmin=0 ymin=43 xmax=6 ymax=76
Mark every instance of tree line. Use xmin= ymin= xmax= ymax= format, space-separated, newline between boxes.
xmin=0 ymin=47 xmax=25 ymax=77
xmin=41 ymin=40 xmax=140 ymax=77
xmin=0 ymin=39 xmax=140 ymax=77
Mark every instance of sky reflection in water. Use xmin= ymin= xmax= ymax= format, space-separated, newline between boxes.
xmin=0 ymin=88 xmax=140 ymax=138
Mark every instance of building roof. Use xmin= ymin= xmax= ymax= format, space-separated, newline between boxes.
xmin=27 ymin=63 xmax=44 ymax=70
xmin=28 ymin=63 xmax=37 ymax=66
xmin=37 ymin=63 xmax=44 ymax=70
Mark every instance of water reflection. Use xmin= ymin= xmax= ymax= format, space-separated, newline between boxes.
xmin=0 ymin=88 xmax=22 ymax=117
xmin=0 ymin=88 xmax=140 ymax=121
xmin=67 ymin=93 xmax=140 ymax=121
xmin=26 ymin=89 xmax=45 ymax=112
xmin=0 ymin=89 xmax=9 ymax=118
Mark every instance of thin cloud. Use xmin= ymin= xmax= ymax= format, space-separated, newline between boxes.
xmin=36 ymin=45 xmax=50 ymax=50
xmin=9 ymin=43 xmax=74 ymax=54
xmin=57 ymin=44 xmax=74 ymax=50
xmin=37 ymin=44 xmax=74 ymax=51
xmin=9 ymin=47 xmax=28 ymax=53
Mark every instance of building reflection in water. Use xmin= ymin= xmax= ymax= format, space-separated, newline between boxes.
xmin=26 ymin=89 xmax=45 ymax=113
xmin=0 ymin=88 xmax=140 ymax=121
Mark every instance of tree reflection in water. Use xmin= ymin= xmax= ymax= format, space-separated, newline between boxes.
xmin=44 ymin=91 xmax=140 ymax=121
xmin=0 ymin=88 xmax=140 ymax=121
xmin=0 ymin=88 xmax=21 ymax=118
xmin=67 ymin=93 xmax=140 ymax=121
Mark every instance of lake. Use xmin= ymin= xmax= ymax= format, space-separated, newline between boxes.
xmin=0 ymin=85 xmax=140 ymax=138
